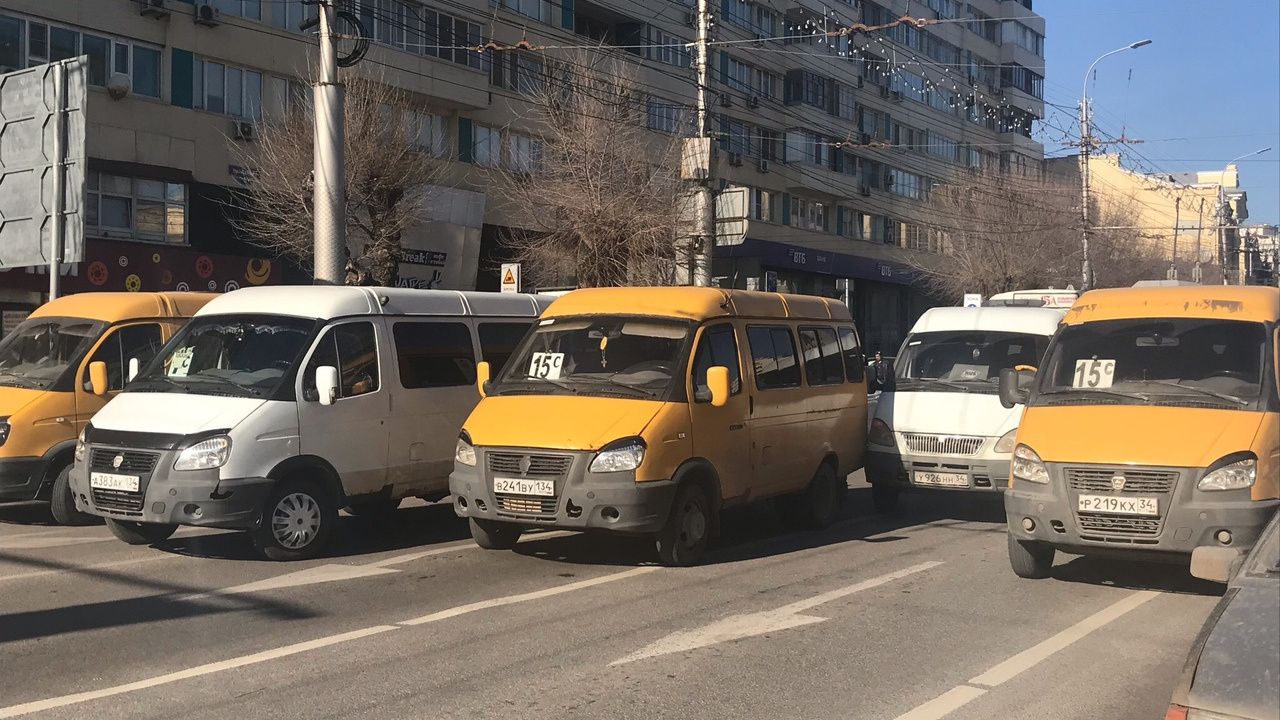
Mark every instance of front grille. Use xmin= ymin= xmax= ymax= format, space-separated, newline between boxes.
xmin=902 ymin=433 xmax=984 ymax=456
xmin=1066 ymin=468 xmax=1177 ymax=494
xmin=495 ymin=495 xmax=558 ymax=515
xmin=91 ymin=488 xmax=145 ymax=513
xmin=487 ymin=452 xmax=572 ymax=477
xmin=89 ymin=448 xmax=159 ymax=474
xmin=1077 ymin=513 xmax=1163 ymax=539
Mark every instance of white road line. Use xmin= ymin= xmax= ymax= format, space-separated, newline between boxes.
xmin=365 ymin=542 xmax=476 ymax=568
xmin=177 ymin=563 xmax=401 ymax=602
xmin=891 ymin=590 xmax=1160 ymax=720
xmin=0 ymin=536 xmax=113 ymax=550
xmin=0 ymin=553 xmax=177 ymax=584
xmin=0 ymin=625 xmax=400 ymax=719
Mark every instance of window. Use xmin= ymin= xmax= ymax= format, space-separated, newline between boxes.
xmin=82 ymin=323 xmax=163 ymax=392
xmin=799 ymin=327 xmax=845 ymax=385
xmin=193 ymin=59 xmax=262 ymax=118
xmin=404 ymin=109 xmax=447 ymax=156
xmin=726 ymin=119 xmax=751 ymax=155
xmin=724 ymin=56 xmax=751 ymax=93
xmin=784 ymin=129 xmax=827 ymax=166
xmin=647 ymin=97 xmax=693 ymax=135
xmin=393 ymin=321 xmax=476 ymax=389
xmin=753 ymin=4 xmax=777 ymax=36
xmin=473 ymin=124 xmax=500 ymax=167
xmin=747 ymin=326 xmax=800 ymax=389
xmin=749 ymin=187 xmax=777 ymax=222
xmin=212 ymin=0 xmax=261 ymax=20
xmin=0 ymin=15 xmax=160 ymax=97
xmin=1000 ymin=64 xmax=1044 ymax=99
xmin=757 ymin=128 xmax=779 ymax=161
xmin=490 ymin=50 xmax=543 ymax=94
xmin=477 ymin=322 xmax=532 ymax=374
xmin=752 ymin=66 xmax=778 ymax=99
xmin=968 ymin=6 xmax=999 ymax=43
xmin=1002 ymin=21 xmax=1043 ymax=57
xmin=691 ymin=323 xmax=742 ymax=401
xmin=505 ymin=132 xmax=544 ymax=173
xmin=784 ymin=69 xmax=828 ymax=109
xmin=725 ymin=0 xmax=751 ymax=29
xmin=271 ymin=0 xmax=308 ymax=32
xmin=834 ymin=84 xmax=856 ymax=121
xmin=926 ymin=0 xmax=959 ymax=18
xmin=651 ymin=29 xmax=691 ymax=68
xmin=490 ymin=0 xmax=551 ymax=24
xmin=887 ymin=168 xmax=926 ymax=200
xmin=306 ymin=322 xmax=381 ymax=398
xmin=838 ymin=327 xmax=865 ymax=381
xmin=421 ymin=8 xmax=483 ymax=69
xmin=86 ymin=171 xmax=187 ymax=244
xmin=788 ymin=196 xmax=828 ymax=232
xmin=927 ymin=133 xmax=960 ymax=163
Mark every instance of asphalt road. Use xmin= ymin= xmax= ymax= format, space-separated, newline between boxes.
xmin=0 ymin=473 xmax=1223 ymax=720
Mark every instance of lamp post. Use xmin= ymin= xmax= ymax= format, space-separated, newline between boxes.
xmin=1218 ymin=147 xmax=1271 ymax=285
xmin=1079 ymin=39 xmax=1151 ymax=290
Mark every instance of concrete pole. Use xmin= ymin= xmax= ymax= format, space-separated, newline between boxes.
xmin=691 ymin=0 xmax=713 ymax=287
xmin=49 ymin=60 xmax=67 ymax=301
xmin=313 ymin=1 xmax=346 ymax=285
xmin=1218 ymin=182 xmax=1229 ymax=286
xmin=1192 ymin=198 xmax=1204 ymax=283
xmin=1078 ymin=96 xmax=1091 ymax=291
xmin=1169 ymin=195 xmax=1179 ymax=280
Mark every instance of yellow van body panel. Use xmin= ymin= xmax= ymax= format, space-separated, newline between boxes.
xmin=28 ymin=291 xmax=215 ymax=323
xmin=541 ymin=287 xmax=852 ymax=323
xmin=634 ymin=403 xmax=695 ymax=483
xmin=1065 ymin=286 xmax=1280 ymax=325
xmin=464 ymin=395 xmax=665 ymax=453
xmin=1250 ymin=412 xmax=1280 ymax=502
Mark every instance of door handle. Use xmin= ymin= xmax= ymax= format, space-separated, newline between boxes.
xmin=749 ymin=395 xmax=754 ymax=415
xmin=729 ymin=423 xmax=745 ymax=431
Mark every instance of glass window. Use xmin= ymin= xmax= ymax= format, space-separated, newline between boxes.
xmin=0 ymin=318 xmax=105 ymax=391
xmin=477 ymin=322 xmax=532 ymax=375
xmin=83 ymin=323 xmax=163 ymax=392
xmin=100 ymin=196 xmax=132 ymax=229
xmin=838 ymin=326 xmax=864 ymax=381
xmin=690 ymin=323 xmax=742 ymax=402
xmin=335 ymin=322 xmax=379 ymax=396
xmin=0 ymin=16 xmax=22 ymax=72
xmin=206 ymin=62 xmax=225 ymax=114
xmin=49 ymin=26 xmax=76 ymax=62
xmin=747 ymin=325 xmax=800 ymax=389
xmin=799 ymin=326 xmax=845 ymax=385
xmin=393 ymin=321 xmax=476 ymax=389
xmin=131 ymin=45 xmax=160 ymax=97
xmin=82 ymin=34 xmax=109 ymax=86
xmin=245 ymin=70 xmax=261 ymax=119
xmin=226 ymin=66 xmax=243 ymax=117
xmin=897 ymin=330 xmax=1051 ymax=394
xmin=27 ymin=22 xmax=47 ymax=63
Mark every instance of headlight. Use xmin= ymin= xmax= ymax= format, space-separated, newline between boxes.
xmin=74 ymin=427 xmax=86 ymax=463
xmin=173 ymin=436 xmax=231 ymax=471
xmin=869 ymin=418 xmax=894 ymax=447
xmin=589 ymin=438 xmax=646 ymax=473
xmin=0 ymin=417 xmax=10 ymax=448
xmin=1012 ymin=444 xmax=1049 ymax=484
xmin=993 ymin=429 xmax=1018 ymax=454
xmin=1198 ymin=458 xmax=1256 ymax=492
xmin=455 ymin=433 xmax=476 ymax=467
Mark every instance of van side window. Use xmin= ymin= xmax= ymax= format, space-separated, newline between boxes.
xmin=838 ymin=326 xmax=865 ymax=382
xmin=799 ymin=326 xmax=845 ymax=385
xmin=478 ymin=322 xmax=532 ymax=374
xmin=82 ymin=323 xmax=163 ymax=391
xmin=392 ymin=321 xmax=477 ymax=389
xmin=747 ymin=325 xmax=801 ymax=390
xmin=691 ymin=323 xmax=742 ymax=402
xmin=305 ymin=322 xmax=380 ymax=399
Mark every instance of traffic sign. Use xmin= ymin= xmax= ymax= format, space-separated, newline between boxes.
xmin=500 ymin=263 xmax=520 ymax=294
xmin=963 ymin=293 xmax=982 ymax=308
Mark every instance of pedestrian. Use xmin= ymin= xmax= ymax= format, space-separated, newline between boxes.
xmin=870 ymin=351 xmax=889 ymax=391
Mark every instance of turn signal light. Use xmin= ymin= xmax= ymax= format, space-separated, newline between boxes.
xmin=1164 ymin=704 xmax=1188 ymax=720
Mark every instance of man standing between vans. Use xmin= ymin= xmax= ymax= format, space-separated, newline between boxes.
xmin=870 ymin=352 xmax=889 ymax=392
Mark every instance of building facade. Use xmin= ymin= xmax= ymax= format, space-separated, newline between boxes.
xmin=0 ymin=0 xmax=1046 ymax=350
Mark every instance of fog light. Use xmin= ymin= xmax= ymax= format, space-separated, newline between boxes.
xmin=1216 ymin=530 xmax=1232 ymax=545
xmin=1021 ymin=517 xmax=1035 ymax=532
xmin=188 ymin=505 xmax=203 ymax=519
xmin=456 ymin=496 xmax=468 ymax=511
xmin=475 ymin=499 xmax=486 ymax=512
xmin=601 ymin=506 xmax=620 ymax=522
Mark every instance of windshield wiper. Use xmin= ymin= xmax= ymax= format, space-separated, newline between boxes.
xmin=1144 ymin=380 xmax=1248 ymax=407
xmin=0 ymin=371 xmax=41 ymax=389
xmin=572 ymin=376 xmax=661 ymax=398
xmin=499 ymin=377 xmax=579 ymax=395
xmin=189 ymin=374 xmax=262 ymax=397
xmin=901 ymin=377 xmax=971 ymax=391
xmin=1041 ymin=388 xmax=1150 ymax=402
xmin=130 ymin=375 xmax=191 ymax=393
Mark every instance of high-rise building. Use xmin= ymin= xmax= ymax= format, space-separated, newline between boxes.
xmin=0 ymin=0 xmax=1045 ymax=349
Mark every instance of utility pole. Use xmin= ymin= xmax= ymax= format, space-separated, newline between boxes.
xmin=1193 ymin=197 xmax=1204 ymax=283
xmin=313 ymin=0 xmax=346 ymax=285
xmin=690 ymin=0 xmax=714 ymax=287
xmin=1168 ymin=195 xmax=1180 ymax=281
xmin=1078 ymin=96 xmax=1092 ymax=290
xmin=1218 ymin=181 xmax=1230 ymax=286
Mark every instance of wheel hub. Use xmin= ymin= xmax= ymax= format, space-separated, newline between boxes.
xmin=272 ymin=492 xmax=321 ymax=549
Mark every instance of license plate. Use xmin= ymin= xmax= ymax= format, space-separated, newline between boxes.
xmin=1077 ymin=494 xmax=1158 ymax=516
xmin=90 ymin=472 xmax=140 ymax=492
xmin=914 ymin=471 xmax=969 ymax=488
xmin=493 ymin=477 xmax=555 ymax=497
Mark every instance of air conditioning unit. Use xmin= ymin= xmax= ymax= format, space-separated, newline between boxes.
xmin=684 ymin=11 xmax=697 ymax=27
xmin=879 ymin=84 xmax=891 ymax=98
xmin=727 ymin=151 xmax=743 ymax=167
xmin=139 ymin=0 xmax=172 ymax=19
xmin=756 ymin=159 xmax=770 ymax=173
xmin=718 ymin=93 xmax=732 ymax=108
xmin=746 ymin=96 xmax=761 ymax=109
xmin=194 ymin=0 xmax=221 ymax=26
xmin=860 ymin=185 xmax=872 ymax=197
xmin=890 ymin=90 xmax=903 ymax=103
xmin=233 ymin=120 xmax=256 ymax=141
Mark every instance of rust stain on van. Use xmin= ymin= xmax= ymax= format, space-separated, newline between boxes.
xmin=1193 ymin=299 xmax=1245 ymax=313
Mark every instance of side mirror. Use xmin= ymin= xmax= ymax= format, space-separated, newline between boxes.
xmin=88 ymin=361 xmax=109 ymax=396
xmin=1190 ymin=546 xmax=1244 ymax=584
xmin=127 ymin=357 xmax=140 ymax=383
xmin=476 ymin=361 xmax=491 ymax=398
xmin=315 ymin=365 xmax=339 ymax=406
xmin=706 ymin=365 xmax=730 ymax=407
xmin=998 ymin=368 xmax=1034 ymax=409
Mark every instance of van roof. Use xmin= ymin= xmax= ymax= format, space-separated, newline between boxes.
xmin=194 ymin=286 xmax=552 ymax=320
xmin=30 ymin=291 xmax=215 ymax=323
xmin=910 ymin=306 xmax=1067 ymax=335
xmin=1066 ymin=286 xmax=1280 ymax=324
xmin=542 ymin=287 xmax=852 ymax=322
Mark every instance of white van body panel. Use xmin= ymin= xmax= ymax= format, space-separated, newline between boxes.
xmin=193 ymin=286 xmax=548 ymax=322
xmin=90 ymin=392 xmax=265 ymax=437
xmin=876 ymin=391 xmax=1022 ymax=443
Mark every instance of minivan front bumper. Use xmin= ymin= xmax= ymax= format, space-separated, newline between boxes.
xmin=866 ymin=447 xmax=1010 ymax=492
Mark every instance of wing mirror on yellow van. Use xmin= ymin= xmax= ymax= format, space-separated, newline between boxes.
xmin=315 ymin=366 xmax=339 ymax=406
xmin=706 ymin=366 xmax=730 ymax=407
xmin=88 ymin=361 xmax=109 ymax=396
xmin=998 ymin=368 xmax=1035 ymax=409
xmin=476 ymin=361 xmax=491 ymax=398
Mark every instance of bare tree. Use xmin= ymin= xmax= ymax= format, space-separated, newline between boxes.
xmin=489 ymin=53 xmax=691 ymax=288
xmin=231 ymin=74 xmax=446 ymax=286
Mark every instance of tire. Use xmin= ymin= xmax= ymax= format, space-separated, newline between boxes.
xmin=777 ymin=464 xmax=842 ymax=530
xmin=106 ymin=519 xmax=178 ymax=545
xmin=655 ymin=484 xmax=711 ymax=567
xmin=50 ymin=464 xmax=96 ymax=526
xmin=344 ymin=497 xmax=401 ymax=517
xmin=871 ymin=483 xmax=899 ymax=514
xmin=252 ymin=479 xmax=338 ymax=561
xmin=469 ymin=518 xmax=522 ymax=550
xmin=1007 ymin=532 xmax=1055 ymax=579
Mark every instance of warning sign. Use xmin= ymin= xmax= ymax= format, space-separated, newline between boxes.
xmin=500 ymin=263 xmax=520 ymax=294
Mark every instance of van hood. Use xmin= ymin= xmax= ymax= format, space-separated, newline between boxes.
xmin=875 ymin=391 xmax=1020 ymax=438
xmin=90 ymin=392 xmax=266 ymax=437
xmin=465 ymin=395 xmax=665 ymax=451
xmin=1018 ymin=405 xmax=1267 ymax=468
xmin=0 ymin=387 xmax=46 ymax=419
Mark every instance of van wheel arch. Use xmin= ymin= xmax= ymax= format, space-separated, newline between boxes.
xmin=821 ymin=452 xmax=845 ymax=507
xmin=267 ymin=456 xmax=346 ymax=508
xmin=671 ymin=459 xmax=723 ymax=537
xmin=37 ymin=441 xmax=79 ymax=500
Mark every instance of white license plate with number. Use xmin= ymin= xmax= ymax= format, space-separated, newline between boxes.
xmin=1077 ymin=494 xmax=1158 ymax=516
xmin=914 ymin=471 xmax=969 ymax=488
xmin=493 ymin=477 xmax=555 ymax=497
xmin=90 ymin=472 xmax=140 ymax=492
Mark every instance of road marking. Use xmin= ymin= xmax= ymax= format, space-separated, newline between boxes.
xmin=0 ymin=535 xmax=112 ymax=550
xmin=177 ymin=563 xmax=401 ymax=602
xmin=398 ymin=566 xmax=659 ymax=626
xmin=0 ymin=554 xmax=177 ymax=584
xmin=610 ymin=561 xmax=943 ymax=666
xmin=0 ymin=625 xmax=400 ymax=719
xmin=891 ymin=590 xmax=1159 ymax=720
xmin=365 ymin=542 xmax=476 ymax=568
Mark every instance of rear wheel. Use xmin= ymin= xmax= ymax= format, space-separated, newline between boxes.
xmin=871 ymin=484 xmax=899 ymax=514
xmin=1007 ymin=532 xmax=1055 ymax=579
xmin=252 ymin=479 xmax=338 ymax=561
xmin=469 ymin=518 xmax=522 ymax=550
xmin=106 ymin=519 xmax=178 ymax=545
xmin=655 ymin=484 xmax=711 ymax=567
xmin=50 ymin=464 xmax=96 ymax=526
xmin=778 ymin=463 xmax=842 ymax=530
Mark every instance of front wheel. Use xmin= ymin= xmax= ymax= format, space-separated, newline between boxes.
xmin=106 ymin=519 xmax=178 ymax=545
xmin=469 ymin=518 xmax=522 ymax=550
xmin=1007 ymin=532 xmax=1055 ymax=579
xmin=655 ymin=484 xmax=711 ymax=567
xmin=252 ymin=479 xmax=338 ymax=561
xmin=50 ymin=465 xmax=97 ymax=526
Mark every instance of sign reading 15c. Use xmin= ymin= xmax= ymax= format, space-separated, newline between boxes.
xmin=1072 ymin=358 xmax=1116 ymax=389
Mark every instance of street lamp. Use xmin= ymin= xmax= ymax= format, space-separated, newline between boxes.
xmin=1218 ymin=147 xmax=1271 ymax=285
xmin=1079 ymin=39 xmax=1152 ymax=290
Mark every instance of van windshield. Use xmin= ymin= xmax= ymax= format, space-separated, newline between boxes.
xmin=0 ymin=317 xmax=105 ymax=390
xmin=896 ymin=331 xmax=1051 ymax=394
xmin=493 ymin=316 xmax=695 ymax=400
xmin=1036 ymin=318 xmax=1270 ymax=409
xmin=129 ymin=315 xmax=316 ymax=399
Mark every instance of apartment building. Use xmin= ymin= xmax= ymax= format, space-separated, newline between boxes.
xmin=0 ymin=0 xmax=1045 ymax=350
